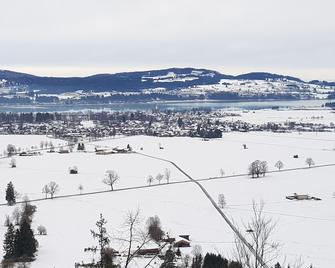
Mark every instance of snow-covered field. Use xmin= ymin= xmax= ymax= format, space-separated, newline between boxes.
xmin=225 ymin=108 xmax=335 ymax=125
xmin=0 ymin=132 xmax=334 ymax=267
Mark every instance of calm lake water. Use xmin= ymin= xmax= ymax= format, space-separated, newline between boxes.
xmin=0 ymin=99 xmax=328 ymax=113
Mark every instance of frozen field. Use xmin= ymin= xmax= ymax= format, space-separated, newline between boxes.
xmin=225 ymin=108 xmax=335 ymax=125
xmin=0 ymin=133 xmax=334 ymax=267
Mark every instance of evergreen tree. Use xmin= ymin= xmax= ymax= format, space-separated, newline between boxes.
xmin=13 ymin=228 xmax=20 ymax=259
xmin=3 ymin=223 xmax=15 ymax=259
xmin=85 ymin=214 xmax=112 ymax=268
xmin=5 ymin=182 xmax=16 ymax=205
xmin=160 ymin=247 xmax=176 ymax=268
xmin=177 ymin=117 xmax=184 ymax=128
xmin=228 ymin=261 xmax=243 ymax=268
xmin=191 ymin=254 xmax=203 ymax=268
xmin=203 ymin=253 xmax=228 ymax=268
xmin=20 ymin=200 xmax=37 ymax=225
xmin=102 ymin=248 xmax=116 ymax=268
xmin=77 ymin=142 xmax=85 ymax=151
xmin=175 ymin=247 xmax=181 ymax=257
xmin=13 ymin=220 xmax=38 ymax=259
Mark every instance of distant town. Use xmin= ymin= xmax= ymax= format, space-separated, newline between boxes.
xmin=0 ymin=109 xmax=334 ymax=141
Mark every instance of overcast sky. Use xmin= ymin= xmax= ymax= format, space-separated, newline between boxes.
xmin=1 ymin=0 xmax=334 ymax=80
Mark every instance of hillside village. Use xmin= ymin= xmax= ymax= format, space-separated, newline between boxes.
xmin=1 ymin=69 xmax=335 ymax=104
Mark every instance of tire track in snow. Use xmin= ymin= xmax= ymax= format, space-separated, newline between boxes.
xmin=134 ymin=152 xmax=270 ymax=268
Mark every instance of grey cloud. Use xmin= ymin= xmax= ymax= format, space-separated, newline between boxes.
xmin=0 ymin=0 xmax=334 ymax=80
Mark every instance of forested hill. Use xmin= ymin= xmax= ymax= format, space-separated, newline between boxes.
xmin=1 ymin=68 xmax=332 ymax=93
xmin=0 ymin=68 xmax=230 ymax=93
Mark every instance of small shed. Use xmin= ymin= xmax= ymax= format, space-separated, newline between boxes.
xmin=174 ymin=235 xmax=191 ymax=248
xmin=69 ymin=166 xmax=78 ymax=174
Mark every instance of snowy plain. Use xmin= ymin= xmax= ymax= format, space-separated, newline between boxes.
xmin=0 ymin=129 xmax=334 ymax=267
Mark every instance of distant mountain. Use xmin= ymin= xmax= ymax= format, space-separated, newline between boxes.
xmin=0 ymin=68 xmax=232 ymax=93
xmin=235 ymin=72 xmax=304 ymax=83
xmin=0 ymin=67 xmax=333 ymax=94
xmin=309 ymin=80 xmax=335 ymax=87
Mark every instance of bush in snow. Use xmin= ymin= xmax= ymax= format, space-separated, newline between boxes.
xmin=10 ymin=158 xmax=16 ymax=168
xmin=37 ymin=225 xmax=47 ymax=235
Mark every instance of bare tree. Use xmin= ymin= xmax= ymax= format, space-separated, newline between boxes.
xmin=156 ymin=173 xmax=164 ymax=184
xmin=12 ymin=207 xmax=21 ymax=225
xmin=4 ymin=215 xmax=11 ymax=227
xmin=218 ymin=194 xmax=226 ymax=209
xmin=305 ymin=157 xmax=315 ymax=168
xmin=219 ymin=168 xmax=225 ymax=177
xmin=234 ymin=201 xmax=280 ymax=268
xmin=21 ymin=197 xmax=37 ymax=224
xmin=42 ymin=185 xmax=50 ymax=199
xmin=146 ymin=215 xmax=164 ymax=242
xmin=164 ymin=168 xmax=171 ymax=183
xmin=191 ymin=244 xmax=202 ymax=257
xmin=49 ymin=141 xmax=54 ymax=151
xmin=124 ymin=210 xmax=141 ymax=268
xmin=119 ymin=209 xmax=152 ymax=268
xmin=275 ymin=160 xmax=284 ymax=171
xmin=78 ymin=184 xmax=84 ymax=194
xmin=147 ymin=175 xmax=154 ymax=186
xmin=182 ymin=254 xmax=191 ymax=268
xmin=68 ymin=142 xmax=75 ymax=152
xmin=103 ymin=170 xmax=119 ymax=191
xmin=48 ymin=181 xmax=59 ymax=199
xmin=260 ymin=161 xmax=268 ymax=177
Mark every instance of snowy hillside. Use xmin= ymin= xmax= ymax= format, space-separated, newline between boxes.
xmin=0 ymin=132 xmax=334 ymax=267
xmin=188 ymin=78 xmax=333 ymax=99
xmin=0 ymin=68 xmax=334 ymax=104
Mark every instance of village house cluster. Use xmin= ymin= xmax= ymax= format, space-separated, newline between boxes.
xmin=0 ymin=110 xmax=334 ymax=141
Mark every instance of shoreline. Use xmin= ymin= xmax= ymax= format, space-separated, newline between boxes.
xmin=0 ymin=99 xmax=328 ymax=113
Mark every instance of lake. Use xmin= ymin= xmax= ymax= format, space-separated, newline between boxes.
xmin=0 ymin=99 xmax=328 ymax=113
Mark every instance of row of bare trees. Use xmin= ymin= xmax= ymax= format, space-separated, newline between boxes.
xmin=147 ymin=168 xmax=171 ymax=185
xmin=248 ymin=160 xmax=268 ymax=178
xmin=250 ymin=157 xmax=315 ymax=178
